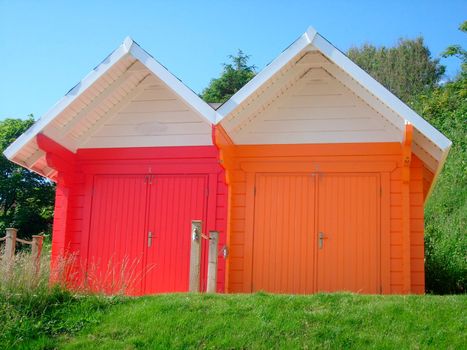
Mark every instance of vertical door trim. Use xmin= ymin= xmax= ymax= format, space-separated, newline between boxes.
xmin=81 ymin=174 xmax=96 ymax=272
xmin=381 ymin=172 xmax=391 ymax=293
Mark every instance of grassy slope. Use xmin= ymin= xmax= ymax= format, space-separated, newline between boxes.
xmin=59 ymin=293 xmax=466 ymax=350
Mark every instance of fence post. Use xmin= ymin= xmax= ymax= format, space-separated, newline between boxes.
xmin=31 ymin=235 xmax=44 ymax=276
xmin=207 ymin=231 xmax=219 ymax=293
xmin=4 ymin=228 xmax=17 ymax=262
xmin=189 ymin=220 xmax=202 ymax=292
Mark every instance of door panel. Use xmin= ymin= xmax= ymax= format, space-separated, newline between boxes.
xmin=316 ymin=174 xmax=380 ymax=293
xmin=144 ymin=175 xmax=207 ymax=294
xmin=87 ymin=175 xmax=147 ymax=295
xmin=252 ymin=174 xmax=316 ymax=293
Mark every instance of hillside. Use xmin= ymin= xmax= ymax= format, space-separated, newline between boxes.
xmin=4 ymin=292 xmax=465 ymax=349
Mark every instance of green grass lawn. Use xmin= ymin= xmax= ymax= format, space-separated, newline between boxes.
xmin=2 ymin=292 xmax=466 ymax=349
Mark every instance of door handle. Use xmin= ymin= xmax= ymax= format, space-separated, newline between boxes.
xmin=318 ymin=232 xmax=325 ymax=249
xmin=148 ymin=231 xmax=153 ymax=247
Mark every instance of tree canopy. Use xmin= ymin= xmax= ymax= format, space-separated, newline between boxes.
xmin=0 ymin=117 xmax=55 ymax=239
xmin=201 ymin=50 xmax=256 ymax=103
xmin=348 ymin=37 xmax=445 ymax=103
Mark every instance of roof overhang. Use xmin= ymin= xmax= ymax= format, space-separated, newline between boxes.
xmin=4 ymin=37 xmax=216 ymax=180
xmin=216 ymin=27 xmax=452 ymax=199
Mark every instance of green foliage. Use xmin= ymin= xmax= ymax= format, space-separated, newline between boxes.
xmin=442 ymin=21 xmax=467 ymax=74
xmin=0 ymin=117 xmax=55 ymax=239
xmin=348 ymin=37 xmax=445 ymax=103
xmin=410 ymin=25 xmax=467 ymax=294
xmin=201 ymin=50 xmax=256 ymax=103
xmin=62 ymin=293 xmax=466 ymax=349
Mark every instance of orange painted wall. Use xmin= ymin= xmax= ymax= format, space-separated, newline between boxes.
xmin=216 ymin=137 xmax=429 ymax=294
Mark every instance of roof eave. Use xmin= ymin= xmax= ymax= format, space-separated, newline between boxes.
xmin=215 ymin=27 xmax=318 ymax=123
xmin=3 ymin=39 xmax=132 ymax=160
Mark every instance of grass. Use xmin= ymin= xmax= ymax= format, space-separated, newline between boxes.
xmin=57 ymin=293 xmax=466 ymax=349
xmin=1 ymin=252 xmax=465 ymax=349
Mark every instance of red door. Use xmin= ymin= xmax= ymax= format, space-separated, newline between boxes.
xmin=86 ymin=174 xmax=208 ymax=295
xmin=143 ymin=175 xmax=208 ymax=294
xmin=86 ymin=175 xmax=148 ymax=295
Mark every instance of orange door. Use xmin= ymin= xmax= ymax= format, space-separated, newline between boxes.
xmin=252 ymin=174 xmax=316 ymax=293
xmin=316 ymin=173 xmax=380 ymax=293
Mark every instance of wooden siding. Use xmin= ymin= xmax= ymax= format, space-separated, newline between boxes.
xmin=49 ymin=145 xmax=227 ymax=293
xmin=231 ymin=65 xmax=400 ymax=145
xmin=222 ymin=143 xmax=426 ymax=294
xmin=84 ymin=75 xmax=212 ymax=148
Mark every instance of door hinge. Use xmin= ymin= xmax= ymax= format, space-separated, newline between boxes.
xmin=380 ymin=186 xmax=383 ymax=196
xmin=205 ymin=187 xmax=209 ymax=197
xmin=254 ymin=186 xmax=256 ymax=196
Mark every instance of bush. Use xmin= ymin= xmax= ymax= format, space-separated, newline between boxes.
xmin=411 ymin=74 xmax=467 ymax=294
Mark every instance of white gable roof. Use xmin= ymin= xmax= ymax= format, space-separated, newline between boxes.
xmin=216 ymin=27 xmax=451 ymax=191
xmin=4 ymin=37 xmax=216 ymax=179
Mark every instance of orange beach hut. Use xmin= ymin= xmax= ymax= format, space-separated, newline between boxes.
xmin=215 ymin=27 xmax=451 ymax=295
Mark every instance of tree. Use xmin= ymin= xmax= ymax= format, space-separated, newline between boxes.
xmin=0 ymin=117 xmax=55 ymax=239
xmin=411 ymin=22 xmax=466 ymax=294
xmin=442 ymin=21 xmax=467 ymax=75
xmin=201 ymin=50 xmax=256 ymax=103
xmin=348 ymin=37 xmax=445 ymax=103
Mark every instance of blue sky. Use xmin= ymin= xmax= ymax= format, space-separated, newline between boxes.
xmin=0 ymin=0 xmax=465 ymax=120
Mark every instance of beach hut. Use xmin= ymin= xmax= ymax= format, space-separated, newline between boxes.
xmin=4 ymin=38 xmax=227 ymax=294
xmin=215 ymin=28 xmax=451 ymax=294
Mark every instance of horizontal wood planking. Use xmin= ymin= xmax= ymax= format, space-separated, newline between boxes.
xmin=53 ymin=145 xmax=227 ymax=293
xmin=389 ymin=155 xmax=425 ymax=293
xmin=225 ymin=143 xmax=426 ymax=294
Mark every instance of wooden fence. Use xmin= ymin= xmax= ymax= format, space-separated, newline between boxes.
xmin=0 ymin=228 xmax=44 ymax=274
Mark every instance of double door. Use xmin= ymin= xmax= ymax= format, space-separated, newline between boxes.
xmin=252 ymin=173 xmax=380 ymax=294
xmin=86 ymin=174 xmax=207 ymax=295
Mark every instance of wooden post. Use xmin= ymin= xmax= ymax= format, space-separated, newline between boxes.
xmin=4 ymin=228 xmax=17 ymax=262
xmin=401 ymin=123 xmax=413 ymax=294
xmin=31 ymin=235 xmax=44 ymax=276
xmin=207 ymin=231 xmax=219 ymax=293
xmin=189 ymin=220 xmax=202 ymax=292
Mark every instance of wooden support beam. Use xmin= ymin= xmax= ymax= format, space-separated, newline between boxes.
xmin=401 ymin=122 xmax=413 ymax=294
xmin=189 ymin=220 xmax=202 ymax=292
xmin=36 ymin=133 xmax=76 ymax=161
xmin=25 ymin=150 xmax=45 ymax=168
xmin=207 ymin=231 xmax=219 ymax=293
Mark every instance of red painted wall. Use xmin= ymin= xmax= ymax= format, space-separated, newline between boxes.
xmin=49 ymin=146 xmax=227 ymax=294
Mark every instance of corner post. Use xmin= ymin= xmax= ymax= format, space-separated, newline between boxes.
xmin=4 ymin=228 xmax=17 ymax=262
xmin=401 ymin=123 xmax=413 ymax=294
xmin=31 ymin=235 xmax=44 ymax=276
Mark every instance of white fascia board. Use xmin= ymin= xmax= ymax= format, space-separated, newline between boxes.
xmin=215 ymin=27 xmax=318 ymax=123
xmin=425 ymin=143 xmax=451 ymax=202
xmin=312 ymin=33 xmax=452 ymax=155
xmin=3 ymin=39 xmax=133 ymax=160
xmin=129 ymin=43 xmax=216 ymax=124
